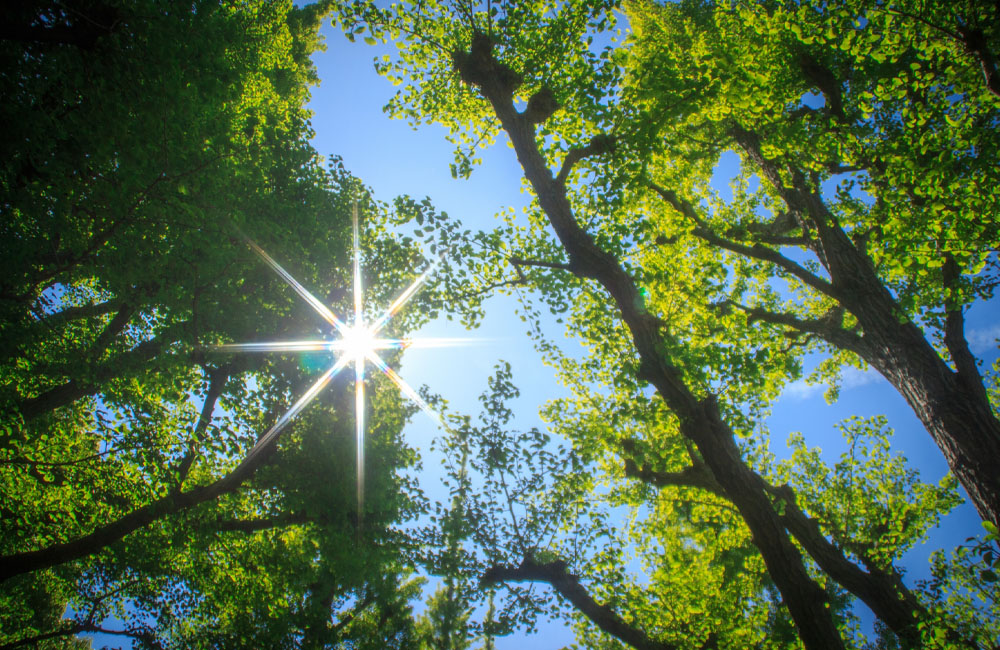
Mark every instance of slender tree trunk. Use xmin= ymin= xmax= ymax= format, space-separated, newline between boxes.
xmin=453 ymin=33 xmax=846 ymax=650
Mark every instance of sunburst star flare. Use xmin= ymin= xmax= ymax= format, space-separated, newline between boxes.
xmin=218 ymin=205 xmax=464 ymax=516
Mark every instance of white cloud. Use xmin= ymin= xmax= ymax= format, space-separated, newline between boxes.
xmin=841 ymin=366 xmax=880 ymax=389
xmin=781 ymin=366 xmax=880 ymax=402
xmin=967 ymin=325 xmax=1000 ymax=354
xmin=783 ymin=379 xmax=824 ymax=401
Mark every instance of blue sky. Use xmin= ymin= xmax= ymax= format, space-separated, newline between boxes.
xmin=305 ymin=17 xmax=999 ymax=648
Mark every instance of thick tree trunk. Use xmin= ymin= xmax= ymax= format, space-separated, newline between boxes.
xmin=453 ymin=33 xmax=846 ymax=650
xmin=810 ymin=202 xmax=1000 ymax=535
xmin=847 ymin=293 xmax=1000 ymax=535
xmin=734 ymin=128 xmax=1000 ymax=535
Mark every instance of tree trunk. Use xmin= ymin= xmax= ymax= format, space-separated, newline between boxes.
xmin=735 ymin=128 xmax=1000 ymax=535
xmin=453 ymin=33 xmax=846 ymax=650
xmin=807 ymin=193 xmax=1000 ymax=535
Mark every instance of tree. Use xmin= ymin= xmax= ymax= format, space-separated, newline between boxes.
xmin=338 ymin=0 xmax=999 ymax=648
xmin=618 ymin=0 xmax=1000 ymax=535
xmin=0 ymin=1 xmax=437 ymax=645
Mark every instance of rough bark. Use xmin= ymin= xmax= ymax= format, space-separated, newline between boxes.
xmin=960 ymin=26 xmax=1000 ymax=99
xmin=482 ymin=557 xmax=677 ymax=650
xmin=731 ymin=127 xmax=1000 ymax=536
xmin=624 ymin=457 xmax=981 ymax=649
xmin=453 ymin=33 xmax=845 ymax=650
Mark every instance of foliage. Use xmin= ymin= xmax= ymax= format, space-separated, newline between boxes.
xmin=337 ymin=0 xmax=1000 ymax=648
xmin=0 ymin=1 xmax=438 ymax=646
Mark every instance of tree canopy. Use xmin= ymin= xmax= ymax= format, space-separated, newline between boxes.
xmin=336 ymin=0 xmax=1000 ymax=648
xmin=3 ymin=0 xmax=1000 ymax=649
xmin=1 ymin=1 xmax=434 ymax=646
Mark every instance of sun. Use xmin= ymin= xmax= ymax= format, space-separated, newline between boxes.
xmin=216 ymin=204 xmax=464 ymax=516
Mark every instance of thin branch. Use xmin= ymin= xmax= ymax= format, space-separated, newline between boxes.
xmin=172 ymin=365 xmax=231 ymax=485
xmin=622 ymin=458 xmax=726 ymax=498
xmin=721 ymin=300 xmax=864 ymax=353
xmin=0 ymin=416 xmax=282 ymax=582
xmin=942 ymin=255 xmax=987 ymax=396
xmin=509 ymin=256 xmax=574 ymax=273
xmin=216 ymin=511 xmax=314 ymax=533
xmin=32 ymin=298 xmax=119 ymax=331
xmin=14 ymin=329 xmax=177 ymax=422
xmin=884 ymin=7 xmax=962 ymax=41
xmin=330 ymin=589 xmax=376 ymax=637
xmin=0 ymin=622 xmax=161 ymax=650
xmin=646 ymin=180 xmax=840 ymax=300
xmin=797 ymin=51 xmax=846 ymax=122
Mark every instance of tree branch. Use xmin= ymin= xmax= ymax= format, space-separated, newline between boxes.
xmin=32 ymin=298 xmax=119 ymax=330
xmin=216 ymin=511 xmax=315 ymax=534
xmin=721 ymin=301 xmax=864 ymax=354
xmin=797 ymin=51 xmax=846 ymax=122
xmin=0 ymin=622 xmax=161 ymax=650
xmin=173 ymin=365 xmax=231 ymax=485
xmin=0 ymin=417 xmax=283 ymax=582
xmin=622 ymin=457 xmax=726 ymax=498
xmin=556 ymin=134 xmax=615 ymax=186
xmin=481 ymin=556 xmax=678 ymax=650
xmin=942 ymin=255 xmax=987 ymax=397
xmin=509 ymin=256 xmax=574 ymax=273
xmin=960 ymin=25 xmax=1000 ymax=99
xmin=454 ymin=33 xmax=844 ymax=650
xmin=763 ymin=483 xmax=981 ymax=649
xmin=646 ymin=180 xmax=840 ymax=300
xmin=14 ymin=326 xmax=180 ymax=422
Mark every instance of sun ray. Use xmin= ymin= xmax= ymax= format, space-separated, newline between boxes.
xmin=221 ymin=215 xmax=467 ymax=519
xmin=243 ymin=354 xmax=352 ymax=463
xmin=396 ymin=337 xmax=481 ymax=349
xmin=366 ymin=352 xmax=443 ymax=427
xmin=212 ymin=341 xmax=334 ymax=353
xmin=369 ymin=258 xmax=441 ymax=335
xmin=352 ymin=203 xmax=363 ymax=329
xmin=355 ymin=351 xmax=366 ymax=519
xmin=245 ymin=237 xmax=348 ymax=334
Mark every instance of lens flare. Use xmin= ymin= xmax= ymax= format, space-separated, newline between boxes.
xmin=216 ymin=206 xmax=461 ymax=521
